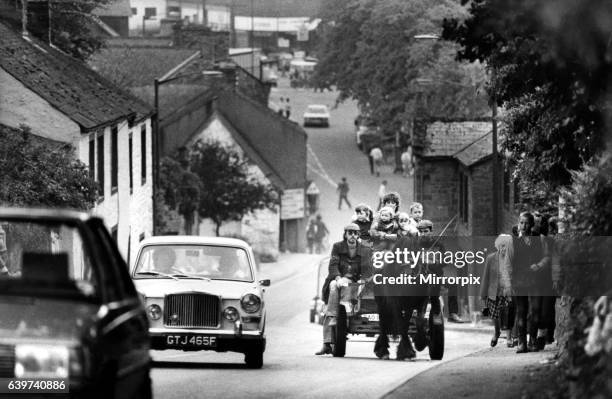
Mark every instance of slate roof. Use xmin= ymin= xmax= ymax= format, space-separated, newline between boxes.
xmin=0 ymin=22 xmax=154 ymax=132
xmin=93 ymin=0 xmax=131 ymax=17
xmin=452 ymin=131 xmax=494 ymax=167
xmin=421 ymin=121 xmax=492 ymax=157
xmin=89 ymin=46 xmax=199 ymax=87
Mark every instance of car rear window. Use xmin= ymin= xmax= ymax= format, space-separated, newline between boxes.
xmin=307 ymin=106 xmax=328 ymax=114
xmin=0 ymin=219 xmax=98 ymax=298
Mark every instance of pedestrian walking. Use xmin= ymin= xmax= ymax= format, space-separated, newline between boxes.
xmin=401 ymin=147 xmax=414 ymax=177
xmin=314 ymin=214 xmax=329 ymax=254
xmin=481 ymin=234 xmax=514 ymax=347
xmin=337 ymin=177 xmax=352 ymax=210
xmin=306 ymin=218 xmax=317 ymax=254
xmin=370 ymin=146 xmax=383 ymax=177
xmin=284 ymin=98 xmax=292 ymax=119
xmin=306 ymin=181 xmax=320 ymax=214
xmin=278 ymin=97 xmax=285 ymax=116
xmin=377 ymin=180 xmax=387 ymax=211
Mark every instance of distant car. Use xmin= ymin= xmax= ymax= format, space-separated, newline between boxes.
xmin=303 ymin=104 xmax=330 ymax=127
xmin=0 ymin=208 xmax=151 ymax=398
xmin=132 ymin=236 xmax=269 ymax=369
xmin=355 ymin=115 xmax=381 ymax=151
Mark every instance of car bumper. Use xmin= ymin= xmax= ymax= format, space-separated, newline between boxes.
xmin=304 ymin=118 xmax=329 ymax=126
xmin=149 ymin=326 xmax=265 ymax=353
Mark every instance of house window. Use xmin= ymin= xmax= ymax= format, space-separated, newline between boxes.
xmin=131 ymin=7 xmax=137 ymax=15
xmin=111 ymin=126 xmax=118 ymax=193
xmin=459 ymin=171 xmax=468 ymax=223
xmin=166 ymin=6 xmax=180 ymax=19
xmin=88 ymin=139 xmax=95 ymax=181
xmin=128 ymin=133 xmax=133 ymax=194
xmin=96 ymin=134 xmax=105 ymax=198
xmin=503 ymin=169 xmax=510 ymax=209
xmin=141 ymin=125 xmax=147 ymax=184
xmin=144 ymin=7 xmax=156 ymax=19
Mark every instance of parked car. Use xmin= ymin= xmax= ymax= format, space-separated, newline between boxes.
xmin=303 ymin=104 xmax=330 ymax=127
xmin=0 ymin=208 xmax=151 ymax=399
xmin=132 ymin=236 xmax=269 ymax=369
xmin=354 ymin=115 xmax=382 ymax=151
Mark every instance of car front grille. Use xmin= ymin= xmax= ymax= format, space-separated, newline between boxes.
xmin=0 ymin=344 xmax=15 ymax=378
xmin=164 ymin=293 xmax=220 ymax=328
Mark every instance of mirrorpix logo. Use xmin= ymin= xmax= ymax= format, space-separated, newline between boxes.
xmin=370 ymin=248 xmax=484 ymax=287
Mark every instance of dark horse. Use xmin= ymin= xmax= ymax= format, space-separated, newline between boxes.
xmin=373 ymin=236 xmax=441 ymax=360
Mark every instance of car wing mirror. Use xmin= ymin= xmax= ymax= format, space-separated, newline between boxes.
xmin=259 ymin=279 xmax=271 ymax=287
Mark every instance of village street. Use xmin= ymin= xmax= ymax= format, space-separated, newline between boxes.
xmin=146 ymin=79 xmax=538 ymax=398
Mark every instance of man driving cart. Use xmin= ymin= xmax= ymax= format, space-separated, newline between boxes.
xmin=315 ymin=223 xmax=373 ymax=355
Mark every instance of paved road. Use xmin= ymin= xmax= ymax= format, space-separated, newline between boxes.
xmin=272 ymin=79 xmax=415 ymax=241
xmin=150 ymin=253 xmax=491 ymax=399
xmin=149 ymin=80 xmax=490 ymax=398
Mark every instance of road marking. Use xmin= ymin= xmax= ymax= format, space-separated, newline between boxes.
xmin=307 ymin=143 xmax=337 ymax=188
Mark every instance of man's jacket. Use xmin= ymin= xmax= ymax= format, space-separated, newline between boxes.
xmin=322 ymin=241 xmax=372 ymax=304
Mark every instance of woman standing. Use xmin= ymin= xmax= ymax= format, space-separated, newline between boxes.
xmin=481 ymin=234 xmax=514 ymax=347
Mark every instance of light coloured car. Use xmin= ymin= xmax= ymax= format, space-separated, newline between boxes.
xmin=303 ymin=104 xmax=330 ymax=127
xmin=132 ymin=236 xmax=269 ymax=368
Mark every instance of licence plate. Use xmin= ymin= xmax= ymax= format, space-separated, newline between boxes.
xmin=362 ymin=313 xmax=379 ymax=322
xmin=165 ymin=334 xmax=217 ymax=347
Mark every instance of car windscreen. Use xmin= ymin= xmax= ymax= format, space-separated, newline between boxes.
xmin=307 ymin=106 xmax=328 ymax=114
xmin=134 ymin=244 xmax=253 ymax=282
xmin=0 ymin=219 xmax=98 ymax=299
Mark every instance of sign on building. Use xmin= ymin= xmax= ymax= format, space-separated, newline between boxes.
xmin=281 ymin=188 xmax=305 ymax=220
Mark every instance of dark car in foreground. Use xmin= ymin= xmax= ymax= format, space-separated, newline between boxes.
xmin=0 ymin=208 xmax=151 ymax=398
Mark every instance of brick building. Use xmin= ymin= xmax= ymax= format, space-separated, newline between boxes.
xmin=413 ymin=119 xmax=518 ymax=237
xmin=0 ymin=21 xmax=155 ymax=264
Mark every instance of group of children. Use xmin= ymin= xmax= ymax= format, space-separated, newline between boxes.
xmin=351 ymin=192 xmax=434 ymax=250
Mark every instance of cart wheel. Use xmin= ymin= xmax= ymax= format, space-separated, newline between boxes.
xmin=332 ymin=305 xmax=347 ymax=357
xmin=428 ymin=311 xmax=445 ymax=360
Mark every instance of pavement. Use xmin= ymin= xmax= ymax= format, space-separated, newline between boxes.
xmin=384 ymin=345 xmax=560 ymax=399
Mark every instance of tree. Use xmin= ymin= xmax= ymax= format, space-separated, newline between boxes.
xmin=312 ymin=0 xmax=488 ymax=142
xmin=0 ymin=124 xmax=97 ymax=209
xmin=157 ymin=156 xmax=201 ymax=235
xmin=189 ymin=140 xmax=278 ymax=236
xmin=442 ymin=0 xmax=612 ymax=200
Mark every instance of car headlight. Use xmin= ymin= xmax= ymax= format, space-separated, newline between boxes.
xmin=240 ymin=294 xmax=261 ymax=313
xmin=15 ymin=344 xmax=69 ymax=378
xmin=223 ymin=306 xmax=239 ymax=321
xmin=147 ymin=304 xmax=162 ymax=320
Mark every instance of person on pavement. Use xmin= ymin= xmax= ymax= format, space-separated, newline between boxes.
xmin=306 ymin=218 xmax=318 ymax=254
xmin=481 ymin=234 xmax=514 ymax=347
xmin=316 ymin=223 xmax=372 ymax=355
xmin=401 ymin=147 xmax=414 ymax=177
xmin=511 ymin=211 xmax=550 ymax=353
xmin=284 ymin=98 xmax=292 ymax=119
xmin=314 ymin=214 xmax=329 ymax=254
xmin=370 ymin=146 xmax=383 ymax=177
xmin=337 ymin=177 xmax=352 ymax=210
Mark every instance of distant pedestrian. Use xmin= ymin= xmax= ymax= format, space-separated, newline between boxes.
xmin=285 ymin=98 xmax=292 ymax=119
xmin=278 ymin=97 xmax=285 ymax=116
xmin=369 ymin=146 xmax=383 ymax=177
xmin=306 ymin=181 xmax=320 ymax=214
xmin=306 ymin=218 xmax=318 ymax=254
xmin=401 ymin=147 xmax=414 ymax=177
xmin=377 ymin=180 xmax=387 ymax=211
xmin=337 ymin=177 xmax=352 ymax=210
xmin=314 ymin=214 xmax=329 ymax=254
